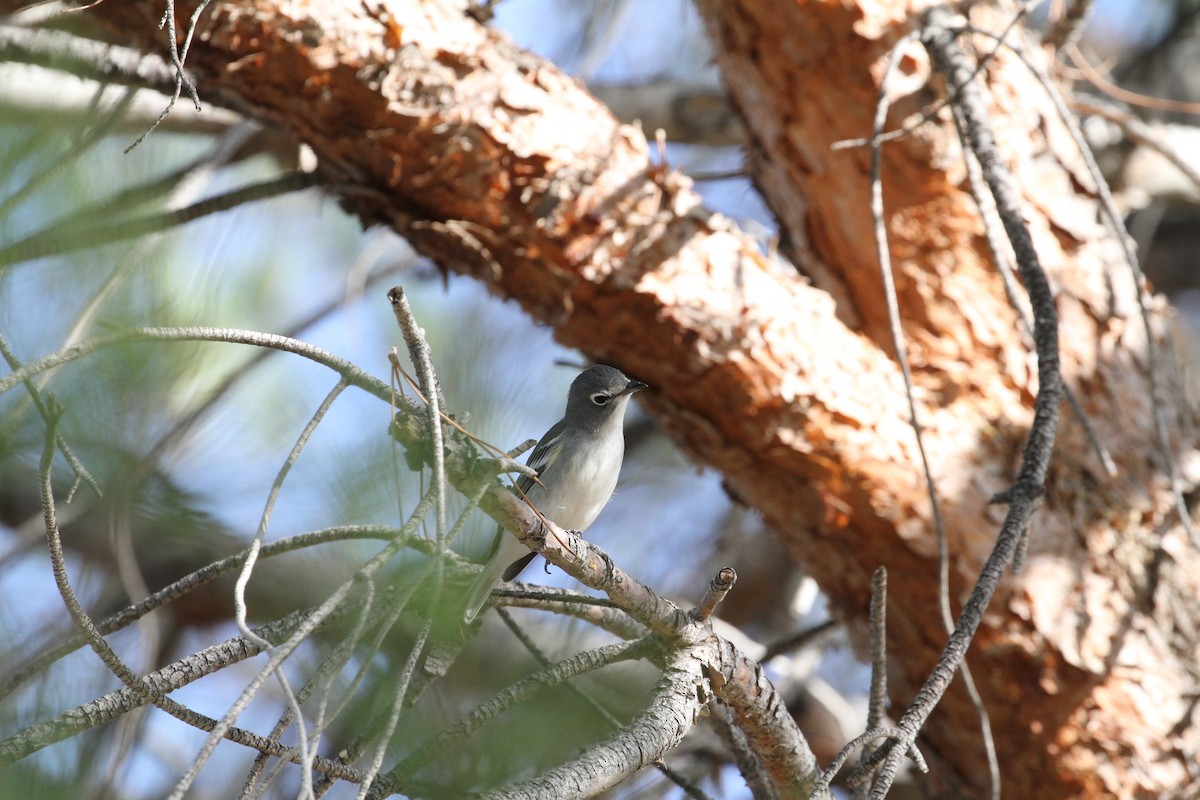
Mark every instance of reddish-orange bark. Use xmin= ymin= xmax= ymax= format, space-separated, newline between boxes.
xmin=697 ymin=3 xmax=1199 ymax=798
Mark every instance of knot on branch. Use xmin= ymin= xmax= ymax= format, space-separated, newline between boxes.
xmin=988 ymin=479 xmax=1046 ymax=506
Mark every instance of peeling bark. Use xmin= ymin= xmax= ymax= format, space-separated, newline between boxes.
xmin=696 ymin=3 xmax=1200 ymax=798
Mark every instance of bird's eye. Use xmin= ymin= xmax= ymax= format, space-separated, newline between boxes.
xmin=590 ymin=392 xmax=611 ymax=406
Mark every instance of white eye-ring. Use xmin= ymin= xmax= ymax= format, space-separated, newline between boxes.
xmin=590 ymin=392 xmax=611 ymax=406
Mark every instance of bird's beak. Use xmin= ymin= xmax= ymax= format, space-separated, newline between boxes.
xmin=620 ymin=380 xmax=648 ymax=397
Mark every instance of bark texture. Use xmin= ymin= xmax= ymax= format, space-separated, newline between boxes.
xmin=22 ymin=0 xmax=1199 ymax=797
xmin=692 ymin=3 xmax=1200 ymax=798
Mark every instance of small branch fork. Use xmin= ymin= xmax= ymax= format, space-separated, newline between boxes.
xmin=3 ymin=301 xmax=829 ymax=798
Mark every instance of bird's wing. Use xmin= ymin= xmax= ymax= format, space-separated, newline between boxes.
xmin=514 ymin=417 xmax=565 ymax=496
xmin=466 ymin=418 xmax=568 ymax=617
xmin=481 ymin=417 xmax=565 ymax=563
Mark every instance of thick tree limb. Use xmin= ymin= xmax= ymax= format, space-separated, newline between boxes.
xmin=694 ymin=2 xmax=1200 ymax=797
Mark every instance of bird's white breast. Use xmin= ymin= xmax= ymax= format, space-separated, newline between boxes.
xmin=532 ymin=425 xmax=625 ymax=532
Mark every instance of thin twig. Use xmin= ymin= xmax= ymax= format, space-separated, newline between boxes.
xmin=0 ymin=86 xmax=138 ymax=220
xmin=862 ymin=22 xmax=1001 ymax=798
xmin=830 ymin=2 xmax=1036 ymax=151
xmin=357 ymin=621 xmax=431 ymax=800
xmin=0 ymin=526 xmax=432 ymax=702
xmin=858 ymin=9 xmax=1064 ymax=798
xmin=852 ymin=568 xmax=890 ymax=800
xmin=389 ymin=286 xmax=448 ymax=416
xmin=0 ymin=590 xmax=400 ymax=783
xmin=953 ymin=96 xmax=1114 ymax=480
xmin=759 ymin=619 xmax=837 ymax=662
xmin=39 ymin=399 xmax=159 ymax=697
xmin=126 ymin=0 xmax=211 ymax=151
xmin=0 ymin=24 xmax=181 ymax=94
xmin=1065 ymin=42 xmax=1200 ymax=116
xmin=0 ymin=171 xmax=317 ymax=270
xmin=375 ymin=637 xmax=659 ymax=791
xmin=1042 ymin=0 xmax=1094 ymax=51
xmin=689 ymin=567 xmax=737 ymax=622
xmin=0 ymin=333 xmax=100 ymax=497
xmin=232 ymin=378 xmax=348 ymax=800
xmin=0 ymin=326 xmax=393 ymax=404
xmin=865 ymin=567 xmax=888 ymax=732
xmin=164 ymin=488 xmax=439 ymax=800
xmin=814 ymin=728 xmax=909 ymax=795
xmin=1072 ymin=95 xmax=1200 ymax=197
xmin=239 ymin=578 xmax=377 ymax=799
xmin=707 ymin=701 xmax=778 ymax=800
xmin=491 ymin=605 xmax=711 ymax=800
xmin=972 ymin=24 xmax=1200 ymax=548
xmin=388 ymin=287 xmax=448 ymax=565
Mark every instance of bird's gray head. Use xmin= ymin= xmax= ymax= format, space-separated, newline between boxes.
xmin=563 ymin=365 xmax=647 ymax=432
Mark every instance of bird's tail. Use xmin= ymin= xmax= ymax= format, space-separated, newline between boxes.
xmin=462 ymin=552 xmax=513 ymax=623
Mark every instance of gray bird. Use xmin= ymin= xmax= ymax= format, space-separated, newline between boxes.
xmin=462 ymin=365 xmax=647 ymax=622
